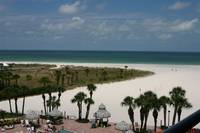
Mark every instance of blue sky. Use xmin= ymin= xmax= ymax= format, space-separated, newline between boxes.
xmin=0 ymin=0 xmax=200 ymax=51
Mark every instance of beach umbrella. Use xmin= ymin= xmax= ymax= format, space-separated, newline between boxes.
xmin=25 ymin=110 xmax=40 ymax=120
xmin=93 ymin=103 xmax=111 ymax=119
xmin=48 ymin=108 xmax=63 ymax=117
xmin=125 ymin=130 xmax=135 ymax=133
xmin=116 ymin=121 xmax=131 ymax=131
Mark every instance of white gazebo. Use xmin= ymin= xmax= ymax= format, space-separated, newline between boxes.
xmin=93 ymin=103 xmax=111 ymax=127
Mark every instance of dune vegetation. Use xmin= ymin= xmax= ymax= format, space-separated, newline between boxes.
xmin=0 ymin=63 xmax=153 ymax=102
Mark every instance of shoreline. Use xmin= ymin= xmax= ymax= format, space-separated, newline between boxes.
xmin=1 ymin=60 xmax=200 ymax=68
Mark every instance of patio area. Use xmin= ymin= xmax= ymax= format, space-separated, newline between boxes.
xmin=0 ymin=119 xmax=122 ymax=133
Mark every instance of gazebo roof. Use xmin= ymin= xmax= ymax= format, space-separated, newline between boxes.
xmin=93 ymin=103 xmax=111 ymax=119
xmin=99 ymin=103 xmax=106 ymax=110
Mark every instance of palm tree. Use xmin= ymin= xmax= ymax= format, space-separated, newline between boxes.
xmin=143 ymin=91 xmax=157 ymax=130
xmin=119 ymin=69 xmax=123 ymax=78
xmin=21 ymin=86 xmax=29 ymax=115
xmin=56 ymin=72 xmax=64 ymax=105
xmin=13 ymin=74 xmax=20 ymax=85
xmin=102 ymin=69 xmax=108 ymax=81
xmin=85 ymin=68 xmax=89 ymax=77
xmin=75 ymin=71 xmax=79 ymax=81
xmin=152 ymin=95 xmax=161 ymax=132
xmin=177 ymin=98 xmax=192 ymax=122
xmin=58 ymin=87 xmax=63 ymax=101
xmin=39 ymin=76 xmax=51 ymax=87
xmin=121 ymin=96 xmax=135 ymax=131
xmin=85 ymin=84 xmax=97 ymax=120
xmin=26 ymin=74 xmax=32 ymax=81
xmin=71 ymin=92 xmax=87 ymax=120
xmin=159 ymin=96 xmax=171 ymax=127
xmin=169 ymin=87 xmax=186 ymax=125
xmin=3 ymin=71 xmax=13 ymax=86
xmin=87 ymin=84 xmax=97 ymax=99
xmin=61 ymin=74 xmax=65 ymax=88
xmin=124 ymin=65 xmax=128 ymax=69
xmin=47 ymin=86 xmax=53 ymax=112
xmin=13 ymin=86 xmax=19 ymax=114
xmin=135 ymin=94 xmax=145 ymax=131
xmin=47 ymin=96 xmax=60 ymax=110
xmin=84 ymin=98 xmax=94 ymax=120
xmin=39 ymin=77 xmax=51 ymax=114
xmin=3 ymin=86 xmax=13 ymax=113
xmin=135 ymin=91 xmax=157 ymax=131
xmin=55 ymin=70 xmax=61 ymax=86
xmin=65 ymin=66 xmax=70 ymax=75
xmin=70 ymin=72 xmax=75 ymax=85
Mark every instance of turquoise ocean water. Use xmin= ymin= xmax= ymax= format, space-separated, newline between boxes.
xmin=0 ymin=50 xmax=200 ymax=65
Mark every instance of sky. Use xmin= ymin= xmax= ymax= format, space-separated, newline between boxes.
xmin=0 ymin=0 xmax=200 ymax=51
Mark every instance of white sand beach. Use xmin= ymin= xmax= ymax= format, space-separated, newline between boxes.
xmin=0 ymin=62 xmax=200 ymax=127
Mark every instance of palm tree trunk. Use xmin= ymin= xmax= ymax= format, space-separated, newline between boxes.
xmin=85 ymin=103 xmax=90 ymax=120
xmin=172 ymin=106 xmax=178 ymax=125
xmin=42 ymin=94 xmax=46 ymax=115
xmin=140 ymin=118 xmax=144 ymax=131
xmin=153 ymin=109 xmax=158 ymax=133
xmin=22 ymin=97 xmax=25 ymax=115
xmin=78 ymin=103 xmax=82 ymax=120
xmin=58 ymin=91 xmax=61 ymax=101
xmin=164 ymin=107 xmax=167 ymax=127
xmin=8 ymin=99 xmax=12 ymax=113
xmin=154 ymin=117 xmax=157 ymax=132
xmin=140 ymin=108 xmax=144 ymax=131
xmin=46 ymin=103 xmax=48 ymax=113
xmin=49 ymin=93 xmax=52 ymax=112
xmin=14 ymin=98 xmax=18 ymax=114
xmin=144 ymin=111 xmax=149 ymax=130
xmin=177 ymin=109 xmax=182 ymax=122
xmin=132 ymin=111 xmax=135 ymax=131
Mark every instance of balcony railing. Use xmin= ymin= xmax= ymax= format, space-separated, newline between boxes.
xmin=164 ymin=109 xmax=200 ymax=133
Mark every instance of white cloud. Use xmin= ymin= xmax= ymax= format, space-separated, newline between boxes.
xmin=40 ymin=16 xmax=85 ymax=32
xmin=168 ymin=1 xmax=190 ymax=10
xmin=72 ymin=16 xmax=84 ymax=23
xmin=58 ymin=1 xmax=81 ymax=14
xmin=5 ymin=14 xmax=199 ymax=42
xmin=170 ymin=19 xmax=199 ymax=32
xmin=69 ymin=16 xmax=85 ymax=29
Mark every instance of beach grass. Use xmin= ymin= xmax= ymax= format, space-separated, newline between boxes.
xmin=0 ymin=63 xmax=153 ymax=100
